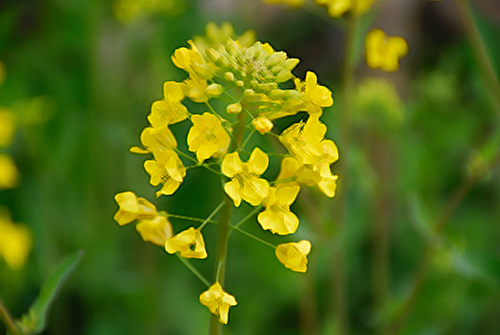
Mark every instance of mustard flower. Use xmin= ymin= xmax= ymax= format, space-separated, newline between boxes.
xmin=365 ymin=29 xmax=409 ymax=72
xmin=295 ymin=71 xmax=333 ymax=117
xmin=275 ymin=240 xmax=311 ymax=273
xmin=199 ymin=282 xmax=237 ymax=324
xmin=136 ymin=215 xmax=173 ymax=246
xmin=183 ymin=77 xmax=223 ymax=103
xmin=113 ymin=191 xmax=158 ymax=225
xmin=165 ymin=227 xmax=207 ymax=259
xmin=149 ymin=81 xmax=188 ymax=127
xmin=187 ymin=113 xmax=231 ymax=162
xmin=0 ymin=154 xmax=20 ymax=190
xmin=258 ymin=185 xmax=300 ymax=235
xmin=252 ymin=116 xmax=274 ymax=134
xmin=171 ymin=41 xmax=213 ymax=80
xmin=0 ymin=108 xmax=16 ymax=148
xmin=0 ymin=209 xmax=33 ymax=270
xmin=144 ymin=150 xmax=186 ymax=197
xmin=315 ymin=0 xmax=351 ymax=17
xmin=130 ymin=125 xmax=178 ymax=154
xmin=279 ymin=117 xmax=328 ymax=165
xmin=222 ymin=147 xmax=270 ymax=207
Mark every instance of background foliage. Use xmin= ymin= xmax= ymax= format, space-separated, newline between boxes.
xmin=1 ymin=0 xmax=499 ymax=334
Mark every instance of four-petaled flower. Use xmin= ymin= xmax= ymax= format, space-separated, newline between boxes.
xmin=165 ymin=227 xmax=208 ymax=259
xmin=113 ymin=191 xmax=157 ymax=225
xmin=149 ymin=81 xmax=189 ymax=127
xmin=187 ymin=113 xmax=231 ymax=162
xmin=144 ymin=150 xmax=186 ymax=197
xmin=199 ymin=282 xmax=237 ymax=324
xmin=258 ymin=185 xmax=301 ymax=235
xmin=295 ymin=71 xmax=333 ymax=117
xmin=222 ymin=147 xmax=270 ymax=207
xmin=136 ymin=215 xmax=173 ymax=246
xmin=365 ymin=29 xmax=409 ymax=72
xmin=275 ymin=240 xmax=311 ymax=273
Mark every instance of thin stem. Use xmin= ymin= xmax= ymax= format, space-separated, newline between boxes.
xmin=328 ymin=11 xmax=360 ymax=335
xmin=167 ymin=213 xmax=217 ymax=225
xmin=455 ymin=0 xmax=500 ymax=116
xmin=231 ymin=205 xmax=262 ymax=229
xmin=175 ymin=148 xmax=226 ymax=178
xmin=176 ymin=254 xmax=211 ymax=287
xmin=198 ymin=201 xmax=226 ymax=231
xmin=205 ymin=101 xmax=223 ymax=119
xmin=230 ymin=225 xmax=276 ymax=249
xmin=0 ymin=297 xmax=17 ymax=335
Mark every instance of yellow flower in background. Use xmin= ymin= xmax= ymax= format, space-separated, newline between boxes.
xmin=0 ymin=209 xmax=33 ymax=270
xmin=136 ymin=215 xmax=173 ymax=246
xmin=149 ymin=81 xmax=188 ymax=127
xmin=165 ymin=227 xmax=207 ymax=259
xmin=315 ymin=0 xmax=351 ymax=17
xmin=144 ymin=149 xmax=186 ymax=197
xmin=295 ymin=71 xmax=333 ymax=117
xmin=258 ymin=185 xmax=300 ymax=235
xmin=365 ymin=29 xmax=409 ymax=72
xmin=199 ymin=282 xmax=237 ymax=324
xmin=130 ymin=125 xmax=178 ymax=154
xmin=275 ymin=240 xmax=311 ymax=273
xmin=187 ymin=113 xmax=230 ymax=162
xmin=0 ymin=154 xmax=20 ymax=190
xmin=222 ymin=147 xmax=270 ymax=207
xmin=0 ymin=108 xmax=16 ymax=148
xmin=113 ymin=191 xmax=157 ymax=225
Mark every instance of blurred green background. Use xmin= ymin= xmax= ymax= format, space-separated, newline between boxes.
xmin=1 ymin=0 xmax=500 ymax=334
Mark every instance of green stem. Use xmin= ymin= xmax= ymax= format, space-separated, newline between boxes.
xmin=328 ymin=11 xmax=360 ymax=335
xmin=455 ymin=0 xmax=500 ymax=116
xmin=176 ymin=254 xmax=211 ymax=287
xmin=230 ymin=225 xmax=276 ymax=249
xmin=0 ymin=297 xmax=17 ymax=335
xmin=166 ymin=213 xmax=217 ymax=225
xmin=231 ymin=206 xmax=262 ymax=230
xmin=198 ymin=201 xmax=225 ymax=231
xmin=209 ymin=111 xmax=246 ymax=335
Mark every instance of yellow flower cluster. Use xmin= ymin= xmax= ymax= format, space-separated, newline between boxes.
xmin=365 ymin=29 xmax=409 ymax=72
xmin=114 ymin=23 xmax=338 ymax=324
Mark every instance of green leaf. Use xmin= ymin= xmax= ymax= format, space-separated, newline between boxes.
xmin=17 ymin=250 xmax=84 ymax=334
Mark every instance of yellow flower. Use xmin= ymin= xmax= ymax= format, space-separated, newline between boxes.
xmin=365 ymin=29 xmax=409 ymax=72
xmin=0 ymin=209 xmax=33 ymax=270
xmin=183 ymin=77 xmax=223 ymax=103
xmin=165 ymin=227 xmax=207 ymax=259
xmin=0 ymin=108 xmax=16 ymax=148
xmin=295 ymin=71 xmax=333 ymax=116
xmin=222 ymin=147 xmax=270 ymax=207
xmin=315 ymin=0 xmax=350 ymax=17
xmin=353 ymin=0 xmax=376 ymax=14
xmin=130 ymin=125 xmax=177 ymax=154
xmin=199 ymin=282 xmax=237 ymax=324
xmin=0 ymin=154 xmax=20 ymax=190
xmin=252 ymin=116 xmax=274 ymax=134
xmin=258 ymin=185 xmax=300 ymax=235
xmin=113 ymin=191 xmax=157 ymax=225
xmin=136 ymin=215 xmax=173 ymax=246
xmin=144 ymin=150 xmax=186 ymax=197
xmin=171 ymin=41 xmax=213 ymax=80
xmin=149 ymin=81 xmax=188 ymax=127
xmin=279 ymin=117 xmax=327 ymax=165
xmin=275 ymin=240 xmax=311 ymax=273
xmin=187 ymin=113 xmax=231 ymax=162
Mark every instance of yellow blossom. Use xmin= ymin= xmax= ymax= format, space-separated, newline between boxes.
xmin=0 ymin=108 xmax=16 ymax=148
xmin=149 ymin=81 xmax=188 ymax=127
xmin=187 ymin=112 xmax=231 ymax=162
xmin=183 ymin=77 xmax=223 ymax=103
xmin=295 ymin=71 xmax=333 ymax=116
xmin=258 ymin=185 xmax=300 ymax=235
xmin=252 ymin=116 xmax=274 ymax=134
xmin=275 ymin=240 xmax=311 ymax=273
xmin=130 ymin=125 xmax=177 ymax=154
xmin=0 ymin=154 xmax=20 ymax=190
xmin=365 ymin=29 xmax=409 ymax=72
xmin=279 ymin=117 xmax=327 ymax=165
xmin=136 ymin=215 xmax=173 ymax=246
xmin=222 ymin=147 xmax=270 ymax=207
xmin=199 ymin=282 xmax=237 ymax=324
xmin=315 ymin=0 xmax=350 ymax=17
xmin=165 ymin=227 xmax=207 ymax=259
xmin=171 ymin=41 xmax=213 ymax=79
xmin=144 ymin=149 xmax=186 ymax=197
xmin=0 ymin=209 xmax=33 ymax=270
xmin=113 ymin=191 xmax=157 ymax=225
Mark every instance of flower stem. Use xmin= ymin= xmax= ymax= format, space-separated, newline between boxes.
xmin=176 ymin=254 xmax=211 ymax=287
xmin=230 ymin=225 xmax=276 ymax=249
xmin=0 ymin=297 xmax=17 ymax=335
